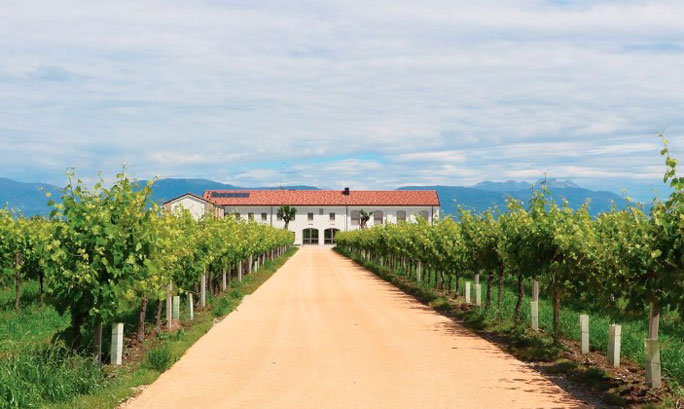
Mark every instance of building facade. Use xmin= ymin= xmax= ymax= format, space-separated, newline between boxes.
xmin=164 ymin=189 xmax=440 ymax=245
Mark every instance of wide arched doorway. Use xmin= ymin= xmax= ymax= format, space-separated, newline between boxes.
xmin=324 ymin=228 xmax=340 ymax=244
xmin=302 ymin=228 xmax=319 ymax=245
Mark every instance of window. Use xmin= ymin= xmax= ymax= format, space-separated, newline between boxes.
xmin=374 ymin=210 xmax=383 ymax=225
xmin=350 ymin=210 xmax=360 ymax=226
xmin=277 ymin=213 xmax=282 ymax=221
xmin=233 ymin=212 xmax=241 ymax=219
xmin=261 ymin=212 xmax=268 ymax=221
xmin=248 ymin=212 xmax=254 ymax=220
xmin=419 ymin=210 xmax=430 ymax=220
xmin=397 ymin=210 xmax=407 ymax=222
xmin=319 ymin=208 xmax=324 ymax=215
xmin=329 ymin=212 xmax=335 ymax=221
xmin=308 ymin=212 xmax=314 ymax=221
xmin=211 ymin=192 xmax=250 ymax=198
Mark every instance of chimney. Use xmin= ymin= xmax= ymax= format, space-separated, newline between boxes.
xmin=343 ymin=187 xmax=350 ymax=195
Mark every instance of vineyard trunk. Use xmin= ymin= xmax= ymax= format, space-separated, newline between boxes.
xmin=497 ymin=264 xmax=504 ymax=310
xmin=552 ymin=289 xmax=561 ymax=344
xmin=93 ymin=321 xmax=102 ymax=363
xmin=514 ymin=273 xmax=523 ymax=323
xmin=137 ymin=295 xmax=148 ymax=342
xmin=486 ymin=271 xmax=493 ymax=307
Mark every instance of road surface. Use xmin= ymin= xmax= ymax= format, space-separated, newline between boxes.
xmin=128 ymin=246 xmax=589 ymax=409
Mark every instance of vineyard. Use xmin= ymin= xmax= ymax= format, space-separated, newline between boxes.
xmin=335 ymin=140 xmax=684 ymax=394
xmin=0 ymin=171 xmax=294 ymax=408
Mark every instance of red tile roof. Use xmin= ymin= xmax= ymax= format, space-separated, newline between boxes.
xmin=203 ymin=190 xmax=440 ymax=207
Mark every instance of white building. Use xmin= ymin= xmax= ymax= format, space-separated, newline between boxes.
xmin=164 ymin=188 xmax=440 ymax=245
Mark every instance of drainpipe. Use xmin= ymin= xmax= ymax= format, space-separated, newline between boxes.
xmin=270 ymin=205 xmax=273 ymax=227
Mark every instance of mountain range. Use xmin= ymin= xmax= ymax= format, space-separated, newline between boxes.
xmin=1 ymin=177 xmax=632 ymax=217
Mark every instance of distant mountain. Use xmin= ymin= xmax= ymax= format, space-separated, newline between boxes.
xmin=0 ymin=177 xmax=319 ymax=216
xmin=471 ymin=180 xmax=531 ymax=192
xmin=0 ymin=178 xmax=60 ymax=216
xmin=398 ymin=182 xmax=630 ymax=217
xmin=471 ymin=178 xmax=578 ymax=192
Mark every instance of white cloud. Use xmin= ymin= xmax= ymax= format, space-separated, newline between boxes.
xmin=0 ymin=0 xmax=682 ymax=201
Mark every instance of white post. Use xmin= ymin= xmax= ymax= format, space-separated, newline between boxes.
xmin=222 ymin=268 xmax=227 ymax=291
xmin=475 ymin=284 xmax=482 ymax=306
xmin=580 ymin=314 xmax=589 ymax=354
xmin=189 ymin=294 xmax=194 ymax=320
xmin=531 ymin=279 xmax=539 ymax=331
xmin=200 ymin=271 xmax=206 ymax=308
xmin=248 ymin=255 xmax=253 ymax=274
xmin=111 ymin=323 xmax=124 ymax=365
xmin=172 ymin=296 xmax=180 ymax=321
xmin=416 ymin=262 xmax=422 ymax=282
xmin=530 ymin=302 xmax=539 ymax=330
xmin=644 ymin=339 xmax=661 ymax=388
xmin=465 ymin=281 xmax=471 ymax=304
xmin=608 ymin=324 xmax=622 ymax=367
xmin=238 ymin=261 xmax=243 ymax=281
xmin=166 ymin=282 xmax=172 ymax=330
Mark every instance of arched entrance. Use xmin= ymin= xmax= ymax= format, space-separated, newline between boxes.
xmin=324 ymin=228 xmax=340 ymax=244
xmin=302 ymin=228 xmax=319 ymax=245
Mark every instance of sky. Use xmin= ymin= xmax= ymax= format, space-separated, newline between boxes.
xmin=1 ymin=0 xmax=683 ymax=201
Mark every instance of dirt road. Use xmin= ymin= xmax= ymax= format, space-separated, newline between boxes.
xmin=129 ymin=246 xmax=589 ymax=409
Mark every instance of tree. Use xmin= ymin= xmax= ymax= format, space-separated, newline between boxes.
xmin=277 ymin=205 xmax=297 ymax=230
xmin=359 ymin=209 xmax=373 ymax=229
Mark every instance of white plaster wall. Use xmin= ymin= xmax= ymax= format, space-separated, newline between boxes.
xmin=168 ymin=196 xmax=207 ymax=220
xmin=221 ymin=204 xmax=439 ymax=245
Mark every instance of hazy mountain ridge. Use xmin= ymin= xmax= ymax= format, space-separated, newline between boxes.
xmin=399 ymin=182 xmax=630 ymax=216
xmin=2 ymin=177 xmax=630 ymax=217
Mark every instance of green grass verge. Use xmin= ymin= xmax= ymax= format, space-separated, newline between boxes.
xmin=0 ymin=247 xmax=297 ymax=409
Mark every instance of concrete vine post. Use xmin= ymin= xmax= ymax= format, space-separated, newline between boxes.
xmin=580 ymin=314 xmax=589 ymax=354
xmin=645 ymin=302 xmax=662 ymax=387
xmin=189 ymin=294 xmax=194 ymax=320
xmin=608 ymin=324 xmax=622 ymax=367
xmin=530 ymin=279 xmax=539 ymax=331
xmin=111 ymin=323 xmax=124 ymax=365
xmin=201 ymin=268 xmax=207 ymax=308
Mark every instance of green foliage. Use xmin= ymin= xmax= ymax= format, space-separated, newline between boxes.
xmin=143 ymin=344 xmax=175 ymax=372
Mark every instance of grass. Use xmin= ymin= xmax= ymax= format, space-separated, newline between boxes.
xmin=0 ymin=247 xmax=297 ymax=409
xmin=0 ymin=344 xmax=107 ymax=409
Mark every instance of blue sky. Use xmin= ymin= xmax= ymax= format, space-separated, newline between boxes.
xmin=1 ymin=0 xmax=683 ymax=201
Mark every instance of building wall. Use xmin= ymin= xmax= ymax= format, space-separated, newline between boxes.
xmin=165 ymin=196 xmax=209 ymax=220
xmin=222 ymin=205 xmax=439 ymax=245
